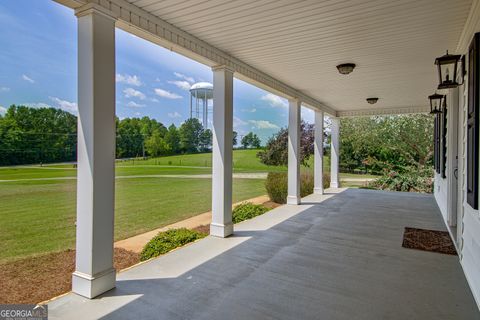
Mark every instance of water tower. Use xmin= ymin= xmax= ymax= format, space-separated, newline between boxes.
xmin=189 ymin=82 xmax=213 ymax=129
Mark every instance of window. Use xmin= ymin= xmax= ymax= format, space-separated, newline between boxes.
xmin=467 ymin=33 xmax=479 ymax=209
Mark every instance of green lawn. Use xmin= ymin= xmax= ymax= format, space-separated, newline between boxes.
xmin=120 ymin=148 xmax=285 ymax=172
xmin=0 ymin=177 xmax=265 ymax=263
xmin=0 ymin=149 xmax=377 ymax=263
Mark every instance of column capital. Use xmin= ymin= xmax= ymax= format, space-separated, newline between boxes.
xmin=212 ymin=65 xmax=235 ymax=73
xmin=75 ymin=3 xmax=118 ymax=21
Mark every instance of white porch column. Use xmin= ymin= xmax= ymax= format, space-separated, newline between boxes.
xmin=210 ymin=66 xmax=234 ymax=237
xmin=314 ymin=110 xmax=324 ymax=194
xmin=72 ymin=4 xmax=117 ymax=299
xmin=330 ymin=117 xmax=341 ymax=188
xmin=287 ymin=99 xmax=301 ymax=205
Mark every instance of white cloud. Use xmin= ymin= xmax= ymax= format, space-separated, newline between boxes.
xmin=0 ymin=106 xmax=6 ymax=115
xmin=127 ymin=101 xmax=145 ymax=108
xmin=242 ymin=107 xmax=256 ymax=113
xmin=248 ymin=120 xmax=279 ymax=129
xmin=49 ymin=97 xmax=78 ymax=114
xmin=168 ymin=80 xmax=191 ymax=91
xmin=174 ymin=72 xmax=194 ymax=83
xmin=261 ymin=93 xmax=287 ymax=108
xmin=154 ymin=88 xmax=182 ymax=99
xmin=0 ymin=87 xmax=10 ymax=92
xmin=150 ymin=98 xmax=159 ymax=103
xmin=22 ymin=74 xmax=35 ymax=83
xmin=168 ymin=111 xmax=182 ymax=118
xmin=134 ymin=112 xmax=142 ymax=116
xmin=233 ymin=116 xmax=248 ymax=128
xmin=116 ymin=74 xmax=142 ymax=86
xmin=124 ymin=87 xmax=146 ymax=100
xmin=24 ymin=102 xmax=54 ymax=109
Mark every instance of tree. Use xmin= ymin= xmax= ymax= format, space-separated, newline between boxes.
xmin=0 ymin=105 xmax=77 ymax=165
xmin=145 ymin=129 xmax=169 ymax=156
xmin=164 ymin=124 xmax=180 ymax=154
xmin=251 ymin=134 xmax=261 ymax=148
xmin=241 ymin=132 xmax=261 ymax=149
xmin=339 ymin=114 xmax=434 ymax=173
xmin=116 ymin=118 xmax=145 ymax=158
xmin=257 ymin=122 xmax=314 ymax=166
xmin=179 ymin=118 xmax=203 ymax=153
xmin=233 ymin=131 xmax=238 ymax=146
xmin=199 ymin=129 xmax=212 ymax=152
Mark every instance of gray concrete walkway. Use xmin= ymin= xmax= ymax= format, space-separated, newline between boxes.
xmin=48 ymin=189 xmax=480 ymax=320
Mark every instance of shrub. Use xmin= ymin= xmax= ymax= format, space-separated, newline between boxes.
xmin=323 ymin=172 xmax=331 ymax=189
xmin=366 ymin=166 xmax=433 ymax=193
xmin=232 ymin=202 xmax=270 ymax=223
xmin=265 ymin=171 xmax=329 ymax=204
xmin=140 ymin=228 xmax=207 ymax=261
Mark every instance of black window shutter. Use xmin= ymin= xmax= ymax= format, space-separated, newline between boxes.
xmin=435 ymin=114 xmax=441 ymax=174
xmin=467 ymin=33 xmax=479 ymax=209
xmin=442 ymin=100 xmax=447 ymax=179
xmin=434 ymin=115 xmax=438 ymax=172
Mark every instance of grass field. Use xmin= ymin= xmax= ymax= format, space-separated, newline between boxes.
xmin=0 ymin=149 xmax=377 ymax=263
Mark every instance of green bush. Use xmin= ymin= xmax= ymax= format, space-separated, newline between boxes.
xmin=140 ymin=228 xmax=207 ymax=261
xmin=232 ymin=202 xmax=270 ymax=223
xmin=265 ymin=172 xmax=330 ymax=204
xmin=366 ymin=166 xmax=433 ymax=193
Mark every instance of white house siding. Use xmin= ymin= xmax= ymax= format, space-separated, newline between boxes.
xmin=436 ymin=10 xmax=480 ymax=307
xmin=434 ymin=173 xmax=448 ymax=222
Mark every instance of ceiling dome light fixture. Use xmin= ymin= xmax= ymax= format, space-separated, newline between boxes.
xmin=366 ymin=97 xmax=379 ymax=105
xmin=336 ymin=63 xmax=356 ymax=75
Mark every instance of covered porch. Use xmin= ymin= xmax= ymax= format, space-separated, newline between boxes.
xmin=45 ymin=0 xmax=480 ymax=316
xmin=48 ymin=188 xmax=479 ymax=319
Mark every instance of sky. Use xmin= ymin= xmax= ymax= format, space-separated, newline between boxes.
xmin=0 ymin=0 xmax=316 ymax=144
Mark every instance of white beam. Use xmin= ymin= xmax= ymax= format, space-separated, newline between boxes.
xmin=314 ymin=110 xmax=324 ymax=194
xmin=53 ymin=0 xmax=335 ymax=116
xmin=287 ymin=99 xmax=301 ymax=205
xmin=337 ymin=106 xmax=430 ymax=117
xmin=210 ymin=66 xmax=234 ymax=238
xmin=72 ymin=4 xmax=117 ymax=299
xmin=330 ymin=117 xmax=340 ymax=189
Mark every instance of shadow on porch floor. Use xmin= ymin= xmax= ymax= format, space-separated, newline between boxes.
xmin=48 ymin=188 xmax=480 ymax=320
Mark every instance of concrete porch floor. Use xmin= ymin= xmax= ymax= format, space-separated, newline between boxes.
xmin=48 ymin=189 xmax=480 ymax=319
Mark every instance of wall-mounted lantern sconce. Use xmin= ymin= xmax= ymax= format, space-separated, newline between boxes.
xmin=435 ymin=51 xmax=464 ymax=89
xmin=366 ymin=97 xmax=379 ymax=104
xmin=428 ymin=93 xmax=444 ymax=114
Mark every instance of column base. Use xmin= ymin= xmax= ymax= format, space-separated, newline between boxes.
xmin=313 ymin=187 xmax=324 ymax=195
xmin=287 ymin=196 xmax=301 ymax=205
xmin=72 ymin=268 xmax=116 ymax=299
xmin=210 ymin=222 xmax=233 ymax=238
xmin=330 ymin=182 xmax=340 ymax=188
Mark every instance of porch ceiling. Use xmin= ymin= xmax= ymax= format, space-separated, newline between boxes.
xmin=126 ymin=0 xmax=472 ymax=114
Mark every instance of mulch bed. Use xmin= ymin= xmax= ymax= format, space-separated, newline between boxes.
xmin=263 ymin=201 xmax=282 ymax=209
xmin=402 ymin=227 xmax=457 ymax=255
xmin=0 ymin=248 xmax=140 ymax=304
xmin=191 ymin=224 xmax=210 ymax=234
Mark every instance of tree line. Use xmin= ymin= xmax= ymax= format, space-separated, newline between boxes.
xmin=0 ymin=105 xmax=261 ymax=166
xmin=257 ymin=114 xmax=433 ymax=175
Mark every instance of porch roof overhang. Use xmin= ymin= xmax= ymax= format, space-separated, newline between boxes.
xmin=56 ymin=0 xmax=474 ymax=117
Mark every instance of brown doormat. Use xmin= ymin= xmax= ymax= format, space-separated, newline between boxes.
xmin=402 ymin=227 xmax=457 ymax=255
